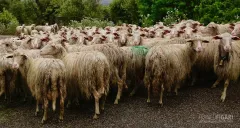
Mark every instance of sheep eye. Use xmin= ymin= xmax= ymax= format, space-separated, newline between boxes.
xmin=5 ymin=44 xmax=9 ymax=47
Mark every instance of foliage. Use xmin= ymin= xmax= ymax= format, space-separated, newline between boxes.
xmin=0 ymin=0 xmax=239 ymax=30
xmin=57 ymin=0 xmax=84 ymax=24
xmin=110 ymin=0 xmax=140 ymax=25
xmin=69 ymin=17 xmax=114 ymax=28
xmin=194 ymin=0 xmax=240 ymax=25
xmin=0 ymin=8 xmax=19 ymax=35
xmin=163 ymin=8 xmax=186 ymax=25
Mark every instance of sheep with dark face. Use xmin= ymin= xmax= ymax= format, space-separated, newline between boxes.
xmin=11 ymin=51 xmax=67 ymax=123
xmin=211 ymin=33 xmax=240 ymax=102
xmin=144 ymin=35 xmax=209 ymax=105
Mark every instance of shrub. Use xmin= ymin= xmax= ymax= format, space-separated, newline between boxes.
xmin=163 ymin=8 xmax=186 ymax=26
xmin=0 ymin=8 xmax=19 ymax=35
xmin=68 ymin=17 xmax=114 ymax=28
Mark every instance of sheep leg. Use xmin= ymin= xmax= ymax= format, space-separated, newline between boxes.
xmin=221 ymin=79 xmax=229 ymax=102
xmin=59 ymin=96 xmax=64 ymax=122
xmin=66 ymin=100 xmax=71 ymax=108
xmin=211 ymin=77 xmax=222 ymax=88
xmin=167 ymin=87 xmax=171 ymax=92
xmin=121 ymin=64 xmax=128 ymax=89
xmin=100 ymin=94 xmax=107 ymax=111
xmin=129 ymin=79 xmax=140 ymax=96
xmin=174 ymin=84 xmax=180 ymax=95
xmin=59 ymin=76 xmax=65 ymax=122
xmin=35 ymin=100 xmax=39 ymax=116
xmin=74 ymin=98 xmax=79 ymax=106
xmin=42 ymin=98 xmax=49 ymax=124
xmin=4 ymin=93 xmax=7 ymax=102
xmin=147 ymin=84 xmax=151 ymax=103
xmin=93 ymin=89 xmax=100 ymax=119
xmin=129 ymin=84 xmax=139 ymax=97
xmin=159 ymin=84 xmax=164 ymax=107
xmin=114 ymin=69 xmax=123 ymax=104
xmin=0 ymin=77 xmax=5 ymax=98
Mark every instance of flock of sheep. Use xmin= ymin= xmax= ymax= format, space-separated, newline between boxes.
xmin=0 ymin=20 xmax=240 ymax=123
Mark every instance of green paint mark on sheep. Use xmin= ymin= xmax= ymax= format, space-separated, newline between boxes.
xmin=131 ymin=46 xmax=149 ymax=56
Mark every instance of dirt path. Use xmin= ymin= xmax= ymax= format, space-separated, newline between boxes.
xmin=0 ymin=80 xmax=239 ymax=128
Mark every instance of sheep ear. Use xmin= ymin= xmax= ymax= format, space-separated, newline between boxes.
xmin=192 ymin=29 xmax=198 ymax=33
xmin=230 ymin=23 xmax=235 ymax=26
xmin=21 ymin=54 xmax=28 ymax=60
xmin=232 ymin=36 xmax=240 ymax=40
xmin=213 ymin=35 xmax=222 ymax=40
xmin=113 ymin=33 xmax=119 ymax=36
xmin=181 ymin=26 xmax=186 ymax=30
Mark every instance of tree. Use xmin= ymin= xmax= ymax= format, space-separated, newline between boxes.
xmin=57 ymin=0 xmax=84 ymax=24
xmin=110 ymin=0 xmax=139 ymax=24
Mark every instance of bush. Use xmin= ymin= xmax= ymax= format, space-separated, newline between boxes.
xmin=0 ymin=8 xmax=19 ymax=35
xmin=68 ymin=17 xmax=114 ymax=28
xmin=163 ymin=8 xmax=186 ymax=26
xmin=0 ymin=23 xmax=6 ymax=34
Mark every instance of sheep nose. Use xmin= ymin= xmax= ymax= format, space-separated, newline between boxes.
xmin=224 ymin=46 xmax=231 ymax=52
xmin=196 ymin=47 xmax=203 ymax=52
xmin=12 ymin=63 xmax=19 ymax=69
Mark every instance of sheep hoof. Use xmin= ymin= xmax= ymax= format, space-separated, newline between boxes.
xmin=75 ymin=102 xmax=80 ymax=106
xmin=166 ymin=92 xmax=171 ymax=96
xmin=100 ymin=106 xmax=105 ymax=111
xmin=35 ymin=112 xmax=39 ymax=116
xmin=221 ymin=95 xmax=226 ymax=102
xmin=114 ymin=100 xmax=118 ymax=105
xmin=58 ymin=118 xmax=63 ymax=123
xmin=211 ymin=85 xmax=216 ymax=88
xmin=93 ymin=114 xmax=99 ymax=119
xmin=159 ymin=103 xmax=163 ymax=107
xmin=129 ymin=93 xmax=134 ymax=97
xmin=41 ymin=119 xmax=46 ymax=124
xmin=147 ymin=99 xmax=151 ymax=103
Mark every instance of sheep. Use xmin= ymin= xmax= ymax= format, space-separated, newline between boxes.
xmin=40 ymin=43 xmax=110 ymax=119
xmin=16 ymin=24 xmax=28 ymax=35
xmin=191 ymin=37 xmax=220 ymax=86
xmin=31 ymin=30 xmax=39 ymax=36
xmin=144 ymin=35 xmax=209 ymax=105
xmin=231 ymin=24 xmax=240 ymax=37
xmin=11 ymin=51 xmax=67 ymax=123
xmin=211 ymin=33 xmax=240 ymax=102
xmin=0 ymin=54 xmax=17 ymax=102
xmin=49 ymin=40 xmax=126 ymax=104
xmin=77 ymin=44 xmax=127 ymax=104
xmin=0 ymin=40 xmax=18 ymax=101
xmin=18 ymin=36 xmax=35 ymax=49
xmin=25 ymin=24 xmax=36 ymax=35
xmin=121 ymin=46 xmax=148 ymax=96
xmin=204 ymin=22 xmax=234 ymax=36
xmin=0 ymin=39 xmax=18 ymax=53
